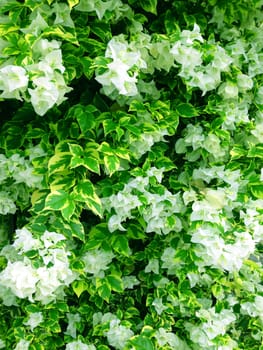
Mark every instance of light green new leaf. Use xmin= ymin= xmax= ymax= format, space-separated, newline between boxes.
xmin=72 ymin=280 xmax=88 ymax=298
xmin=68 ymin=0 xmax=79 ymax=9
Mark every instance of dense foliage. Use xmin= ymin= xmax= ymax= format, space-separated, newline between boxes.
xmin=0 ymin=0 xmax=263 ymax=349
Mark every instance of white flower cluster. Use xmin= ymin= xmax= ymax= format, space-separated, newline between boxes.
xmin=75 ymin=0 xmax=129 ymax=21
xmin=27 ymin=38 xmax=71 ymax=116
xmin=0 ymin=340 xmax=4 ymax=349
xmin=0 ymin=37 xmax=71 ymax=116
xmin=186 ymin=307 xmax=237 ymax=349
xmin=186 ymin=166 xmax=244 ymax=224
xmin=65 ymin=313 xmax=81 ymax=339
xmin=14 ymin=339 xmax=30 ymax=350
xmin=240 ymin=198 xmax=263 ymax=243
xmin=191 ymin=224 xmax=255 ymax=272
xmin=23 ymin=312 xmax=43 ymax=331
xmin=129 ymin=128 xmax=169 ymax=159
xmin=95 ymin=35 xmax=147 ymax=98
xmin=175 ymin=124 xmax=228 ymax=162
xmin=241 ymin=295 xmax=263 ymax=322
xmin=0 ymin=150 xmax=43 ymax=215
xmin=0 ymin=228 xmax=77 ymax=305
xmin=102 ymin=167 xmax=185 ymax=234
xmin=170 ymin=24 xmax=232 ymax=95
xmin=82 ymin=248 xmax=115 ymax=277
xmin=155 ymin=327 xmax=190 ymax=349
xmin=93 ymin=312 xmax=134 ymax=350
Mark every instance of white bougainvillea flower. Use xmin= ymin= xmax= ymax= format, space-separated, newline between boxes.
xmin=23 ymin=312 xmax=43 ymax=331
xmin=0 ymin=65 xmax=28 ymax=92
xmin=28 ymin=77 xmax=59 ymax=116
xmin=13 ymin=228 xmax=41 ymax=253
xmin=83 ymin=249 xmax=115 ymax=277
xmin=105 ymin=319 xmax=134 ymax=350
xmin=14 ymin=339 xmax=30 ymax=350
xmin=0 ymin=261 xmax=39 ymax=301
xmin=75 ymin=0 xmax=123 ymax=20
xmin=0 ymin=65 xmax=28 ymax=99
xmin=21 ymin=11 xmax=48 ymax=36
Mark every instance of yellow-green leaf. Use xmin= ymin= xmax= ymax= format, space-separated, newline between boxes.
xmin=86 ymin=194 xmax=103 ymax=218
xmin=72 ymin=280 xmax=87 ymax=298
xmin=45 ymin=190 xmax=70 ymax=211
xmin=104 ymin=154 xmax=120 ymax=176
xmin=48 ymin=152 xmax=71 ymax=175
xmin=68 ymin=0 xmax=79 ymax=9
xmin=61 ymin=199 xmax=75 ymax=221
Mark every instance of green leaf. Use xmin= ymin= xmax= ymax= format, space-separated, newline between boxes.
xmin=48 ymin=152 xmax=72 ymax=175
xmin=50 ymin=174 xmax=76 ymax=191
xmin=82 ymin=156 xmax=100 ymax=174
xmin=30 ymin=344 xmax=45 ymax=350
xmin=139 ymin=0 xmax=157 ymax=14
xmin=99 ymin=141 xmax=114 ymax=155
xmin=114 ymin=148 xmax=130 ymax=161
xmin=103 ymin=119 xmax=118 ymax=136
xmin=250 ymin=183 xmax=263 ymax=199
xmin=72 ymin=280 xmax=88 ymax=298
xmin=230 ymin=146 xmax=247 ymax=160
xmin=104 ymin=154 xmax=120 ymax=176
xmin=25 ymin=304 xmax=41 ymax=313
xmin=45 ymin=190 xmax=70 ymax=211
xmin=86 ymin=194 xmax=103 ymax=218
xmin=106 ymin=275 xmax=124 ymax=293
xmin=68 ymin=143 xmax=84 ymax=157
xmin=61 ymin=199 xmax=75 ymax=221
xmin=112 ymin=235 xmax=131 ymax=257
xmin=0 ymin=23 xmax=19 ymax=36
xmin=72 ymin=180 xmax=95 ymax=200
xmin=71 ymin=259 xmax=86 ymax=272
xmin=97 ymin=282 xmax=111 ymax=302
xmin=177 ymin=103 xmax=199 ymax=118
xmin=54 ymin=302 xmax=70 ymax=313
xmin=129 ymin=335 xmax=154 ymax=350
xmin=69 ymin=218 xmax=85 ymax=241
xmin=248 ymin=145 xmax=263 ymax=158
xmin=80 ymin=57 xmax=95 ymax=80
xmin=155 ymin=156 xmax=176 ymax=171
xmin=42 ymin=26 xmax=79 ymax=45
